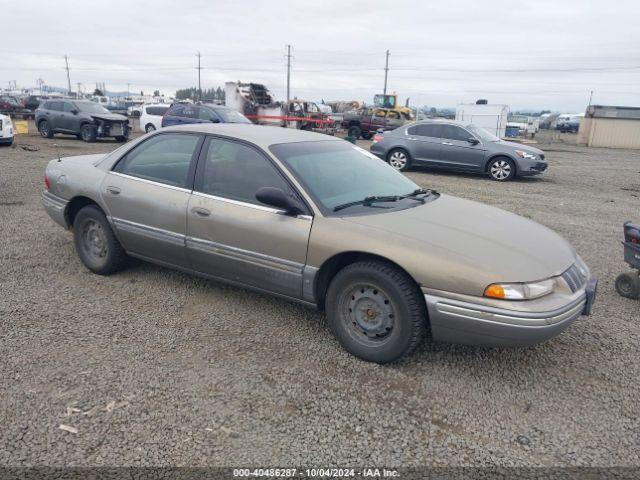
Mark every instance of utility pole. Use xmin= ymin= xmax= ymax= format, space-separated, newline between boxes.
xmin=588 ymin=90 xmax=594 ymax=106
xmin=286 ymin=44 xmax=292 ymax=104
xmin=196 ymin=52 xmax=202 ymax=101
xmin=127 ymin=83 xmax=131 ymax=97
xmin=64 ymin=55 xmax=72 ymax=95
xmin=77 ymin=82 xmax=82 ymax=97
xmin=383 ymin=49 xmax=390 ymax=95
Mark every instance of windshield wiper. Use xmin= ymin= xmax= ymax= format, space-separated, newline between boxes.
xmin=400 ymin=188 xmax=436 ymax=203
xmin=333 ymin=195 xmax=401 ymax=212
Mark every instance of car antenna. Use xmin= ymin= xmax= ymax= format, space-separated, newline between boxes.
xmin=53 ymin=143 xmax=62 ymax=162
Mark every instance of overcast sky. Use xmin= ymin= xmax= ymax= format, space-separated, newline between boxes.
xmin=2 ymin=0 xmax=640 ymax=112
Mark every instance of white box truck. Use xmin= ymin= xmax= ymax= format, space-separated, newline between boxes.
xmin=455 ymin=103 xmax=509 ymax=138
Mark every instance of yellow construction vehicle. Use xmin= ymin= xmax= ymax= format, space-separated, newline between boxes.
xmin=373 ymin=93 xmax=413 ymax=119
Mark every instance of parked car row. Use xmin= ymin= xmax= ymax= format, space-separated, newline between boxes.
xmin=41 ymin=123 xmax=596 ymax=363
xmin=0 ymin=113 xmax=14 ymax=146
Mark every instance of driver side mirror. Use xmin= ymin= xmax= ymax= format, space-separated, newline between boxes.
xmin=255 ymin=187 xmax=304 ymax=215
xmin=467 ymin=137 xmax=479 ymax=145
xmin=210 ymin=117 xmax=220 ymax=123
xmin=71 ymin=109 xmax=78 ymax=115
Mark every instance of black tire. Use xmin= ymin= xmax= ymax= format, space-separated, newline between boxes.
xmin=615 ymin=272 xmax=640 ymax=299
xmin=145 ymin=123 xmax=156 ymax=133
xmin=73 ymin=205 xmax=128 ymax=275
xmin=80 ymin=124 xmax=97 ymax=143
xmin=387 ymin=148 xmax=411 ymax=172
xmin=115 ymin=136 xmax=128 ymax=143
xmin=488 ymin=156 xmax=516 ymax=181
xmin=38 ymin=120 xmax=54 ymax=138
xmin=347 ymin=125 xmax=361 ymax=139
xmin=326 ymin=260 xmax=427 ymax=364
xmin=361 ymin=132 xmax=373 ymax=140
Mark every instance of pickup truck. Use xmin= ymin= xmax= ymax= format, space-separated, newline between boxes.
xmin=342 ymin=107 xmax=406 ymax=139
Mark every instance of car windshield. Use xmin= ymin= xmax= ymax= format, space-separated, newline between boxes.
xmin=270 ymin=141 xmax=422 ymax=213
xmin=468 ymin=125 xmax=500 ymax=142
xmin=75 ymin=102 xmax=111 ymax=114
xmin=212 ymin=107 xmax=251 ymax=124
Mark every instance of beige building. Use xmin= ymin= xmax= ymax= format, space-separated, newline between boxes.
xmin=578 ymin=105 xmax=640 ymax=149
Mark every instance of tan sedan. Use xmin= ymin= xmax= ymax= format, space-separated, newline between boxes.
xmin=43 ymin=124 xmax=597 ymax=363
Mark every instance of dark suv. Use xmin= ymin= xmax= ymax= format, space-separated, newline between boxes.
xmin=161 ymin=103 xmax=250 ymax=127
xmin=35 ymin=100 xmax=130 ymax=142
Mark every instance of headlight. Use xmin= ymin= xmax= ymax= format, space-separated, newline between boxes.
xmin=484 ymin=278 xmax=556 ymax=300
xmin=515 ymin=150 xmax=537 ymax=160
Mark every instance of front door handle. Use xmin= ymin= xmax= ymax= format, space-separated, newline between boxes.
xmin=191 ymin=207 xmax=211 ymax=217
xmin=442 ymin=141 xmax=453 ymax=146
xmin=106 ymin=186 xmax=121 ymax=195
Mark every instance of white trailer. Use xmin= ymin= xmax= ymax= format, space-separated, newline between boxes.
xmin=455 ymin=103 xmax=509 ymax=138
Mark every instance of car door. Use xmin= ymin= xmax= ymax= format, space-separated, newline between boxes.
xmin=162 ymin=105 xmax=186 ymax=127
xmin=405 ymin=123 xmax=443 ymax=164
xmin=438 ymin=124 xmax=486 ymax=171
xmin=196 ymin=106 xmax=221 ymax=124
xmin=186 ymin=136 xmax=313 ymax=299
xmin=101 ymin=132 xmax=204 ymax=268
xmin=47 ymin=101 xmax=64 ymax=131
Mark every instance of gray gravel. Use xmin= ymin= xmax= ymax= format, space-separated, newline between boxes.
xmin=0 ymin=127 xmax=639 ymax=468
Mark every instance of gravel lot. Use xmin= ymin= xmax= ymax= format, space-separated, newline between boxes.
xmin=1 ymin=124 xmax=639 ymax=469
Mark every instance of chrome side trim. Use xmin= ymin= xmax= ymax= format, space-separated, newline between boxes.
xmin=109 ymin=171 xmax=193 ymax=193
xmin=186 ymin=236 xmax=304 ymax=274
xmin=191 ymin=191 xmax=313 ymax=220
xmin=425 ymin=294 xmax=586 ymax=327
xmin=111 ymin=217 xmax=185 ymax=246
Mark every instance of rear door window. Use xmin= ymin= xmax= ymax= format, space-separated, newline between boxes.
xmin=167 ymin=105 xmax=185 ymax=117
xmin=408 ymin=124 xmax=442 ymax=138
xmin=113 ymin=133 xmax=201 ymax=188
xmin=146 ymin=106 xmax=169 ymax=116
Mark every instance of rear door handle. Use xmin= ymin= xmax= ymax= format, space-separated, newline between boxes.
xmin=106 ymin=186 xmax=121 ymax=195
xmin=442 ymin=142 xmax=453 ymax=146
xmin=191 ymin=207 xmax=211 ymax=217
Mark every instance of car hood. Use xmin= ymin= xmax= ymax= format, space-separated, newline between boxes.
xmin=493 ymin=139 xmax=544 ymax=156
xmin=90 ymin=113 xmax=128 ymax=122
xmin=343 ymin=194 xmax=576 ymax=285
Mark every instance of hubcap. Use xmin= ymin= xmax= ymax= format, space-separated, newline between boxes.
xmin=491 ymin=159 xmax=511 ymax=180
xmin=146 ymin=125 xmax=155 ymax=133
xmin=618 ymin=277 xmax=632 ymax=295
xmin=342 ymin=284 xmax=395 ymax=343
xmin=40 ymin=123 xmax=48 ymax=135
xmin=81 ymin=220 xmax=107 ymax=260
xmin=389 ymin=151 xmax=407 ymax=170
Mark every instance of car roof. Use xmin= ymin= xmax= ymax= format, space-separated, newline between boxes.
xmin=408 ymin=119 xmax=473 ymax=129
xmin=161 ymin=123 xmax=343 ymax=147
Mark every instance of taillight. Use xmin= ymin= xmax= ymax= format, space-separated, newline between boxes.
xmin=372 ymin=134 xmax=383 ymax=143
xmin=44 ymin=174 xmax=51 ymax=190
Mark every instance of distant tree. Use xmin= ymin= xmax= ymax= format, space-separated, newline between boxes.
xmin=93 ymin=88 xmax=103 ymax=96
xmin=153 ymin=90 xmax=160 ymax=97
xmin=140 ymin=90 xmax=144 ymax=96
xmin=216 ymin=86 xmax=224 ymax=103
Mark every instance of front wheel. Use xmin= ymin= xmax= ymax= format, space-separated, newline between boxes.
xmin=361 ymin=132 xmax=373 ymax=140
xmin=387 ymin=148 xmax=411 ymax=172
xmin=488 ymin=157 xmax=515 ymax=181
xmin=347 ymin=125 xmax=361 ymax=139
xmin=80 ymin=124 xmax=97 ymax=143
xmin=326 ymin=260 xmax=427 ymax=363
xmin=73 ymin=205 xmax=128 ymax=275
xmin=615 ymin=272 xmax=640 ymax=299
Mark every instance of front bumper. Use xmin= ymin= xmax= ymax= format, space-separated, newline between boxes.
xmin=42 ymin=191 xmax=69 ymax=229
xmin=425 ymin=279 xmax=597 ymax=346
xmin=518 ymin=159 xmax=548 ymax=176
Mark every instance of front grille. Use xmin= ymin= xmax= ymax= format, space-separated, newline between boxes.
xmin=561 ymin=264 xmax=587 ymax=293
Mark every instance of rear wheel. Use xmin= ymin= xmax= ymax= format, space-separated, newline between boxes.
xmin=80 ymin=124 xmax=97 ymax=143
xmin=145 ymin=123 xmax=156 ymax=133
xmin=326 ymin=260 xmax=426 ymax=363
xmin=347 ymin=125 xmax=361 ymax=139
xmin=488 ymin=156 xmax=515 ymax=181
xmin=361 ymin=132 xmax=373 ymax=140
xmin=387 ymin=148 xmax=411 ymax=172
xmin=615 ymin=272 xmax=640 ymax=299
xmin=39 ymin=120 xmax=54 ymax=138
xmin=73 ymin=205 xmax=128 ymax=275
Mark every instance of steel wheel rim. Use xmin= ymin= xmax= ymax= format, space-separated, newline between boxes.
xmin=618 ymin=277 xmax=633 ymax=295
xmin=389 ymin=151 xmax=407 ymax=170
xmin=81 ymin=219 xmax=107 ymax=261
xmin=82 ymin=127 xmax=91 ymax=141
xmin=40 ymin=122 xmax=49 ymax=136
xmin=491 ymin=159 xmax=511 ymax=180
xmin=340 ymin=284 xmax=396 ymax=346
